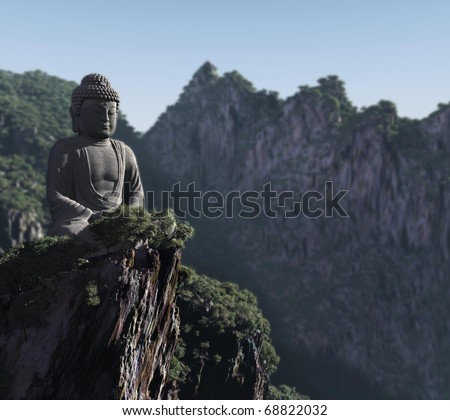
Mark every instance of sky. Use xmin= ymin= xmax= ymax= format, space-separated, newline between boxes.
xmin=0 ymin=0 xmax=449 ymax=133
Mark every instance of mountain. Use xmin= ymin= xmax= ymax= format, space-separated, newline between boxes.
xmin=138 ymin=62 xmax=450 ymax=399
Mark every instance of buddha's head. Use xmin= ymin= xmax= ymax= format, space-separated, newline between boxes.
xmin=70 ymin=74 xmax=120 ymax=140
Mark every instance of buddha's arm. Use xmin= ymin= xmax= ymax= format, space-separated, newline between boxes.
xmin=123 ymin=145 xmax=145 ymax=207
xmin=47 ymin=141 xmax=93 ymax=223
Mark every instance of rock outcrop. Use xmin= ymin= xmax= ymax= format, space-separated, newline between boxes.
xmin=0 ymin=233 xmax=274 ymax=399
xmin=0 ymin=246 xmax=181 ymax=399
xmin=167 ymin=331 xmax=268 ymax=400
xmin=0 ymin=208 xmax=43 ymax=253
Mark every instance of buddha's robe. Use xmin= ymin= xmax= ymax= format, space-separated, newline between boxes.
xmin=47 ymin=135 xmax=144 ymax=236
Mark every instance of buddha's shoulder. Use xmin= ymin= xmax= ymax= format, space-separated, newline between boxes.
xmin=110 ymin=139 xmax=136 ymax=155
xmin=50 ymin=136 xmax=83 ymax=153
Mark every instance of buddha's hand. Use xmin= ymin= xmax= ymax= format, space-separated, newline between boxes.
xmin=88 ymin=208 xmax=118 ymax=224
xmin=88 ymin=211 xmax=103 ymax=224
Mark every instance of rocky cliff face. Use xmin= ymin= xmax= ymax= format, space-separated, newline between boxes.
xmin=166 ymin=266 xmax=273 ymax=400
xmin=167 ymin=329 xmax=268 ymax=400
xmin=0 ymin=233 xmax=273 ymax=399
xmin=0 ymin=246 xmax=181 ymax=399
xmin=140 ymin=63 xmax=450 ymax=399
xmin=0 ymin=208 xmax=43 ymax=253
xmin=141 ymin=62 xmax=282 ymax=189
xmin=0 ymin=154 xmax=47 ymax=253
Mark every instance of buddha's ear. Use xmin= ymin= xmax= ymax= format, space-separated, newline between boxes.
xmin=70 ymin=107 xmax=80 ymax=133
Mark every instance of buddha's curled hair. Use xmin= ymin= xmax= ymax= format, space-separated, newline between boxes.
xmin=71 ymin=74 xmax=120 ymax=116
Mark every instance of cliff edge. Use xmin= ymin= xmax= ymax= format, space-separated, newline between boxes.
xmin=0 ymin=208 xmax=289 ymax=399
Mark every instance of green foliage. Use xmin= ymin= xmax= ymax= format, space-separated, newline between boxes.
xmin=223 ymin=71 xmax=257 ymax=92
xmin=177 ymin=265 xmax=271 ymax=335
xmin=0 ymin=70 xmax=75 ymax=170
xmin=89 ymin=206 xmax=194 ymax=252
xmin=85 ymin=280 xmax=100 ymax=306
xmin=0 ymin=236 xmax=91 ymax=294
xmin=393 ymin=117 xmax=427 ymax=150
xmin=169 ymin=265 xmax=280 ymax=386
xmin=393 ymin=116 xmax=450 ymax=181
xmin=0 ymin=208 xmax=193 ymax=295
xmin=266 ymin=384 xmax=309 ymax=400
xmin=0 ymin=154 xmax=47 ymax=225
xmin=168 ymin=338 xmax=190 ymax=382
xmin=298 ymin=76 xmax=356 ymax=125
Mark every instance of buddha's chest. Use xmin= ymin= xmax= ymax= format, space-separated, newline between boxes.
xmin=85 ymin=144 xmax=119 ymax=186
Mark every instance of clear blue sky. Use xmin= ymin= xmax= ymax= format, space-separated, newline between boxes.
xmin=1 ymin=0 xmax=448 ymax=132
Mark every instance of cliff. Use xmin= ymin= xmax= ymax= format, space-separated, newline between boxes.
xmin=0 ymin=244 xmax=180 ymax=399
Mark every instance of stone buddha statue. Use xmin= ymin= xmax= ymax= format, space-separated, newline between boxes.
xmin=47 ymin=74 xmax=144 ymax=238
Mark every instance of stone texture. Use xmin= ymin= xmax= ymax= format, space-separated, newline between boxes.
xmin=0 ymin=209 xmax=43 ymax=253
xmin=0 ymin=246 xmax=180 ymax=399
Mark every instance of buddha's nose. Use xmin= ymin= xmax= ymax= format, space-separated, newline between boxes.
xmin=101 ymin=110 xmax=110 ymax=122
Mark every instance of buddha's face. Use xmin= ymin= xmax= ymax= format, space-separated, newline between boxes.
xmin=78 ymin=99 xmax=117 ymax=140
